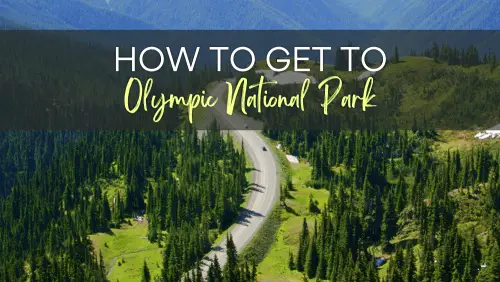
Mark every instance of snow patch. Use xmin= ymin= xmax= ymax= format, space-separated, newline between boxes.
xmin=286 ymin=155 xmax=299 ymax=163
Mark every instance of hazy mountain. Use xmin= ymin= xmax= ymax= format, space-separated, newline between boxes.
xmin=0 ymin=16 xmax=24 ymax=29
xmin=0 ymin=0 xmax=497 ymax=30
xmin=0 ymin=0 xmax=156 ymax=29
xmin=336 ymin=0 xmax=499 ymax=29
xmin=98 ymin=0 xmax=365 ymax=29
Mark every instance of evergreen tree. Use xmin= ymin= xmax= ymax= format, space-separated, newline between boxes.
xmin=141 ymin=260 xmax=151 ymax=282
xmin=381 ymin=191 xmax=398 ymax=251
xmin=476 ymin=240 xmax=500 ymax=282
xmin=208 ymin=255 xmax=222 ymax=282
xmin=305 ymin=235 xmax=318 ymax=278
xmin=405 ymin=245 xmax=417 ymax=282
xmin=224 ymin=234 xmax=239 ymax=282
xmin=296 ymin=218 xmax=309 ymax=272
xmin=288 ymin=250 xmax=295 ymax=270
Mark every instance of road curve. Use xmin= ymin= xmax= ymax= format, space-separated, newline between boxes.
xmin=196 ymin=81 xmax=280 ymax=276
xmin=195 ymin=70 xmax=374 ymax=276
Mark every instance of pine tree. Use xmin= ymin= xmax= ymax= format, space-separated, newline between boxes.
xmin=224 ymin=234 xmax=239 ymax=282
xmin=305 ymin=235 xmax=318 ymax=278
xmin=405 ymin=245 xmax=416 ymax=282
xmin=208 ymin=255 xmax=222 ymax=282
xmin=141 ymin=260 xmax=151 ymax=282
xmin=366 ymin=258 xmax=380 ymax=282
xmin=476 ymin=240 xmax=500 ymax=282
xmin=296 ymin=218 xmax=309 ymax=272
xmin=420 ymin=235 xmax=435 ymax=282
xmin=387 ymin=248 xmax=405 ymax=282
xmin=381 ymin=191 xmax=397 ymax=252
xmin=288 ymin=250 xmax=295 ymax=270
xmin=316 ymin=250 xmax=327 ymax=280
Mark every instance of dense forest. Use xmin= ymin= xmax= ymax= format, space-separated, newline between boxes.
xmin=261 ymin=128 xmax=500 ymax=282
xmin=1 ymin=32 xmax=499 ymax=281
xmin=3 ymin=128 xmax=497 ymax=281
xmin=0 ymin=31 xmax=235 ymax=130
xmin=0 ymin=125 xmax=249 ymax=281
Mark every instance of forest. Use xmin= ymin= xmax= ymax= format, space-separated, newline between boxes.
xmin=1 ymin=127 xmax=498 ymax=281
xmin=261 ymin=128 xmax=499 ymax=282
xmin=0 ymin=125 xmax=250 ymax=281
xmin=0 ymin=32 xmax=499 ymax=282
xmin=238 ymin=42 xmax=500 ymax=131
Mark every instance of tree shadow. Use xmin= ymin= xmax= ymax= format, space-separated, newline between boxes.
xmin=200 ymin=256 xmax=213 ymax=267
xmin=249 ymin=182 xmax=265 ymax=189
xmin=250 ymin=186 xmax=264 ymax=193
xmin=104 ymin=229 xmax=115 ymax=236
xmin=213 ymin=245 xmax=224 ymax=252
xmin=248 ymin=182 xmax=265 ymax=193
xmin=246 ymin=167 xmax=260 ymax=173
xmin=237 ymin=207 xmax=264 ymax=226
xmin=283 ymin=203 xmax=298 ymax=216
xmin=309 ymin=203 xmax=321 ymax=214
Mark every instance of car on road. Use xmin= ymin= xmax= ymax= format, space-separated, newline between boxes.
xmin=262 ymin=146 xmax=267 ymax=151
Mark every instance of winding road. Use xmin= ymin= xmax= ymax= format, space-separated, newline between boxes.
xmin=195 ymin=70 xmax=376 ymax=277
xmin=196 ymin=80 xmax=280 ymax=277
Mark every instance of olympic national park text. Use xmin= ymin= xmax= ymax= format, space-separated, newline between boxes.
xmin=123 ymin=75 xmax=377 ymax=124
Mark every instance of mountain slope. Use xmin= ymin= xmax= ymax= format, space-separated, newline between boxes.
xmin=1 ymin=0 xmax=498 ymax=30
xmin=0 ymin=0 xmax=156 ymax=29
xmin=99 ymin=0 xmax=366 ymax=29
xmin=336 ymin=0 xmax=499 ymax=29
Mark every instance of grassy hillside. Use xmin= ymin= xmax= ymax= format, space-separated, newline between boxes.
xmin=372 ymin=56 xmax=500 ymax=129
xmin=88 ymin=134 xmax=256 ymax=281
xmin=257 ymin=161 xmax=329 ymax=281
xmin=257 ymin=131 xmax=500 ymax=281
xmin=90 ymin=220 xmax=164 ymax=282
xmin=237 ymin=56 xmax=499 ymax=132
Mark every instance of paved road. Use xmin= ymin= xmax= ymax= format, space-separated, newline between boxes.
xmin=194 ymin=70 xmax=374 ymax=277
xmin=195 ymin=80 xmax=280 ymax=277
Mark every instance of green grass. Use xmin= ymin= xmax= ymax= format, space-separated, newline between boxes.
xmin=90 ymin=220 xmax=164 ymax=282
xmin=432 ymin=130 xmax=500 ymax=156
xmin=375 ymin=57 xmax=500 ymax=129
xmin=90 ymin=130 xmax=258 ymax=281
xmin=287 ymin=163 xmax=329 ymax=215
xmin=255 ymin=129 xmax=499 ymax=281
xmin=378 ymin=261 xmax=390 ymax=279
xmin=96 ymin=177 xmax=126 ymax=201
xmin=240 ymin=205 xmax=283 ymax=265
xmin=254 ymin=140 xmax=330 ymax=282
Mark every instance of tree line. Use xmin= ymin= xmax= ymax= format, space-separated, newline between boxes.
xmin=0 ymin=124 xmax=249 ymax=281
xmin=266 ymin=129 xmax=499 ymax=282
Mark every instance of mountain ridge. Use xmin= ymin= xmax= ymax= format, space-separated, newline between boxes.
xmin=0 ymin=0 xmax=156 ymax=29
xmin=1 ymin=0 xmax=497 ymax=30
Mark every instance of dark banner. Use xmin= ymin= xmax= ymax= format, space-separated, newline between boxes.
xmin=1 ymin=30 xmax=499 ymax=130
